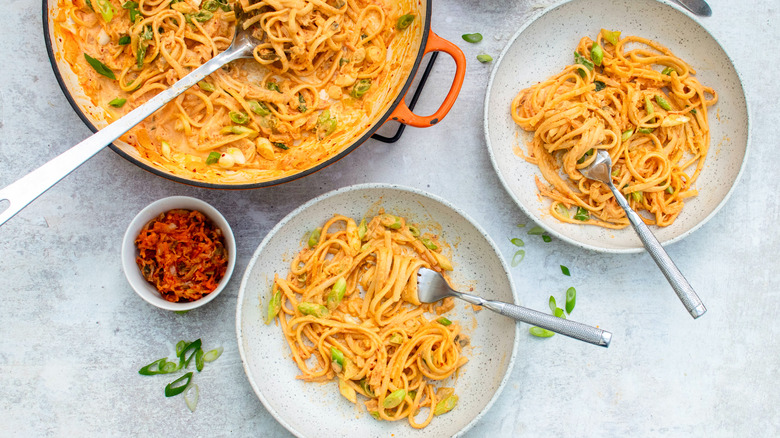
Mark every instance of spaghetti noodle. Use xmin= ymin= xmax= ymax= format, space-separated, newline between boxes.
xmin=510 ymin=30 xmax=717 ymax=228
xmin=53 ymin=0 xmax=421 ymax=183
xmin=266 ymin=213 xmax=466 ymax=428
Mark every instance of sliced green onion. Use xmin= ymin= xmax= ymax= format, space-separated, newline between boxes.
xmin=327 ymin=277 xmax=347 ymax=310
xmin=555 ymin=204 xmax=571 ymax=218
xmin=553 ymin=307 xmax=566 ymax=319
xmin=109 ymin=97 xmax=126 ymax=108
xmin=655 ymin=95 xmax=672 ymax=111
xmin=273 ymin=142 xmax=289 ymax=150
xmin=420 ymin=237 xmax=438 ymax=251
xmin=179 ymin=339 xmax=202 ymax=368
xmin=590 ymin=43 xmax=604 ymax=66
xmin=574 ymin=51 xmax=594 ymax=77
xmin=631 ymin=191 xmax=644 ymax=203
xmin=198 ymin=81 xmax=215 ymax=92
xmin=510 ymin=238 xmax=524 ymax=247
xmin=118 ymin=35 xmax=131 ymax=45
xmin=560 ymin=265 xmax=570 ymax=276
xmin=437 ymin=317 xmax=452 ymax=326
xmin=360 ymin=378 xmax=375 ymax=397
xmin=603 ymin=30 xmax=621 ymax=45
xmin=511 ymin=249 xmax=525 ymax=267
xmin=638 ymin=127 xmax=654 ymax=134
xmin=461 ymin=33 xmax=483 ymax=43
xmin=164 ymin=372 xmax=193 ymax=397
xmin=357 ymin=218 xmax=368 ymax=240
xmin=248 ymin=100 xmax=270 ymax=116
xmin=379 ymin=214 xmax=402 ymax=229
xmin=527 ymin=226 xmax=545 ymax=236
xmin=661 ymin=67 xmax=675 ymax=76
xmin=184 ymin=384 xmax=199 ymax=412
xmin=94 ymin=0 xmax=115 ymax=22
xmin=229 ymin=111 xmax=248 ymax=124
xmin=407 ymin=225 xmax=420 ymax=237
xmin=351 ymin=79 xmax=372 ymax=98
xmin=690 ymin=109 xmax=698 ymax=115
xmin=121 ymin=1 xmax=139 ymax=21
xmin=666 ymin=186 xmax=674 ymax=195
xmin=565 ymin=287 xmax=576 ymax=314
xmin=549 ymin=295 xmax=557 ymax=313
xmin=206 ymin=151 xmax=220 ymax=165
xmin=529 ymin=327 xmax=555 ymax=338
xmin=396 ymin=14 xmax=415 ymax=30
xmin=388 ymin=333 xmax=404 ymax=345
xmin=202 ymin=0 xmax=219 ymax=11
xmin=645 ymin=95 xmax=655 ymax=117
xmin=577 ymin=148 xmax=594 ymax=164
xmin=267 ymin=81 xmax=281 ymax=92
xmin=265 ymin=290 xmax=281 ymax=324
xmin=383 ymin=389 xmax=406 ymax=409
xmin=297 ymin=94 xmax=307 ymax=113
xmin=308 ymin=228 xmax=321 ymax=248
xmin=434 ymin=394 xmax=458 ymax=415
xmin=138 ymin=357 xmax=168 ymax=375
xmin=476 ymin=54 xmax=493 ymax=63
xmin=203 ymin=346 xmax=223 ymax=362
xmin=593 ymin=80 xmax=606 ymax=92
xmin=195 ymin=348 xmax=205 ymax=372
xmin=542 ymin=235 xmax=552 ymax=243
xmin=621 ymin=129 xmax=634 ymax=142
xmin=298 ymin=302 xmax=328 ymax=318
xmin=84 ymin=53 xmax=116 ymax=80
xmin=330 ymin=347 xmax=345 ymax=369
xmin=176 ymin=341 xmax=187 ymax=357
xmin=573 ymin=207 xmax=589 ymax=221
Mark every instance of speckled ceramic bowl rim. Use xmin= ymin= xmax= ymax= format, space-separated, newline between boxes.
xmin=235 ymin=183 xmax=520 ymax=437
xmin=121 ymin=196 xmax=236 ymax=311
xmin=483 ymin=0 xmax=752 ymax=254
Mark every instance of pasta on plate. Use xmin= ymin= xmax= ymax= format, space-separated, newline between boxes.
xmin=510 ymin=30 xmax=717 ymax=229
xmin=53 ymin=0 xmax=421 ymax=184
xmin=266 ymin=212 xmax=466 ymax=429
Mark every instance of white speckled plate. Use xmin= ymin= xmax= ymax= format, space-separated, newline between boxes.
xmin=484 ymin=0 xmax=750 ymax=253
xmin=236 ymin=184 xmax=519 ymax=437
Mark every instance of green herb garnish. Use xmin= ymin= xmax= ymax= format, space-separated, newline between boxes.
xmin=108 ymin=97 xmax=127 ymax=107
xmin=574 ymin=51 xmax=594 ymax=77
xmin=396 ymin=14 xmax=415 ymax=30
xmin=84 ymin=53 xmax=116 ymax=79
xmin=565 ymin=287 xmax=576 ymax=314
xmin=560 ymin=265 xmax=570 ymax=276
xmin=573 ymin=207 xmax=589 ymax=221
xmin=461 ymin=33 xmax=483 ymax=43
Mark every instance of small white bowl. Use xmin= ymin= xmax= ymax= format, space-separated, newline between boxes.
xmin=121 ymin=196 xmax=236 ymax=311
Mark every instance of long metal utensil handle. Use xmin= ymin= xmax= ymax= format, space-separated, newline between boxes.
xmin=452 ymin=291 xmax=611 ymax=347
xmin=0 ymin=47 xmax=242 ymax=228
xmin=609 ymin=185 xmax=706 ymax=319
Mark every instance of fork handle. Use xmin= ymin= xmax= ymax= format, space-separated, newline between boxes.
xmin=608 ymin=186 xmax=706 ymax=319
xmin=453 ymin=291 xmax=611 ymax=347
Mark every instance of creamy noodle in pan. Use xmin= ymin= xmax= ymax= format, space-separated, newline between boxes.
xmin=53 ymin=0 xmax=421 ymax=183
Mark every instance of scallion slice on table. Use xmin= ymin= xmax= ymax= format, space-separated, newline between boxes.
xmin=462 ymin=33 xmax=483 ymax=43
xmin=560 ymin=265 xmax=571 ymax=276
xmin=566 ymin=287 xmax=576 ymax=314
xmin=437 ymin=317 xmax=452 ymax=326
xmin=511 ymin=249 xmax=525 ymax=267
xmin=527 ymin=226 xmax=545 ymax=236
xmin=164 ymin=372 xmax=193 ymax=397
xmin=529 ymin=326 xmax=555 ymax=338
xmin=203 ymin=347 xmax=223 ymax=362
xmin=184 ymin=384 xmax=199 ymax=412
xmin=476 ymin=54 xmax=493 ymax=63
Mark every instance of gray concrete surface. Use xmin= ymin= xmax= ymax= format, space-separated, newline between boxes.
xmin=1 ymin=0 xmax=777 ymax=436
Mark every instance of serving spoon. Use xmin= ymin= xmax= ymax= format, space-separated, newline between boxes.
xmin=580 ymin=149 xmax=706 ymax=319
xmin=0 ymin=5 xmax=261 ymax=228
xmin=416 ymin=268 xmax=612 ymax=348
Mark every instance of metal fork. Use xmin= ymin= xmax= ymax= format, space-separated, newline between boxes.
xmin=580 ymin=149 xmax=706 ymax=319
xmin=417 ymin=268 xmax=612 ymax=347
xmin=0 ymin=4 xmax=261 ymax=227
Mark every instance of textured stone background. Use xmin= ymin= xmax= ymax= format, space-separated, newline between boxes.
xmin=1 ymin=0 xmax=778 ymax=436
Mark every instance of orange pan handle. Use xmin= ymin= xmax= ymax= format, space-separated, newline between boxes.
xmin=389 ymin=30 xmax=466 ymax=127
